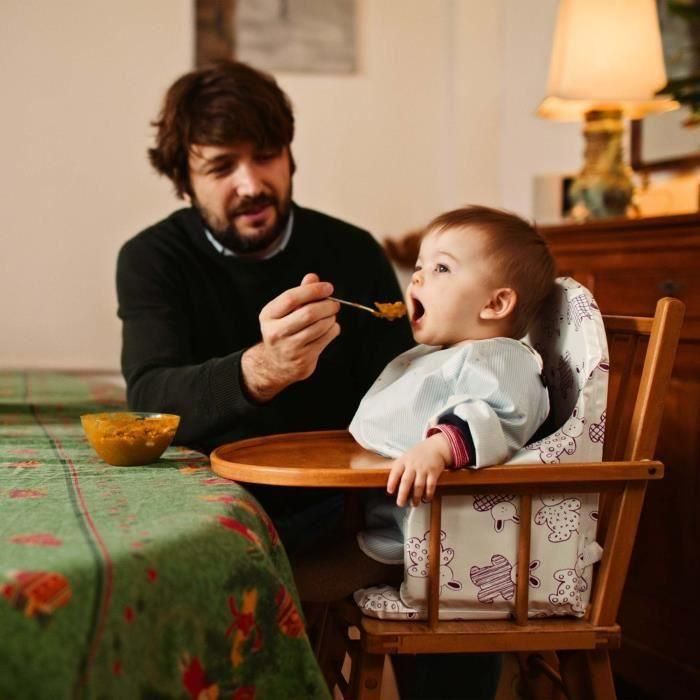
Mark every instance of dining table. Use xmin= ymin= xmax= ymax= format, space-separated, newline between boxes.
xmin=0 ymin=371 xmax=329 ymax=700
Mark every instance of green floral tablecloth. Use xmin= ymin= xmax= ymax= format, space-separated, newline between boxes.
xmin=0 ymin=372 xmax=329 ymax=700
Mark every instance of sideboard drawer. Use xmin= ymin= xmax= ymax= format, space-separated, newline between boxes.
xmin=592 ymin=270 xmax=699 ymax=316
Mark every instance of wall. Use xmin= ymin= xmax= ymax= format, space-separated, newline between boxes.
xmin=499 ymin=0 xmax=580 ymax=216
xmin=8 ymin=0 xmax=681 ymax=370
xmin=283 ymin=0 xmax=504 ymax=238
xmin=1 ymin=0 xmax=514 ymax=370
xmin=1 ymin=0 xmax=192 ymax=370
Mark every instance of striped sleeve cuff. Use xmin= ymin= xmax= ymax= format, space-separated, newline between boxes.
xmin=427 ymin=424 xmax=471 ymax=469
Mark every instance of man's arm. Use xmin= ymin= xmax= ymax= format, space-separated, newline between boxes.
xmin=117 ymin=242 xmax=338 ymax=446
xmin=117 ymin=240 xmax=252 ymax=445
xmin=241 ymin=273 xmax=340 ymax=402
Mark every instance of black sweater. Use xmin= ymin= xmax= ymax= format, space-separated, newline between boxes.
xmin=116 ymin=204 xmax=414 ymax=454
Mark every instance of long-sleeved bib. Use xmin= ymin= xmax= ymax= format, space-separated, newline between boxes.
xmin=350 ymin=338 xmax=550 ymax=563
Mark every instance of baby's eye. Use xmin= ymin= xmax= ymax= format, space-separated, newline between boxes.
xmin=413 ymin=264 xmax=422 ymax=273
xmin=435 ymin=263 xmax=450 ymax=273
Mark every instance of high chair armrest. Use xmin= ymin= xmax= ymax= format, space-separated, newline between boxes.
xmin=433 ymin=459 xmax=663 ymax=493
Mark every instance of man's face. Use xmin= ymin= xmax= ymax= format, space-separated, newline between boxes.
xmin=187 ymin=142 xmax=293 ymax=256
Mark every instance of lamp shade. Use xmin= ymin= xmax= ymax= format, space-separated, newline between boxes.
xmin=538 ymin=0 xmax=678 ymax=120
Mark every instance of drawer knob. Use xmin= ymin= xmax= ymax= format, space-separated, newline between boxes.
xmin=658 ymin=279 xmax=682 ymax=296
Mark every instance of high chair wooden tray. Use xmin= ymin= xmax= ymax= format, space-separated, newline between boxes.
xmin=211 ymin=429 xmax=390 ymax=487
xmin=210 ymin=429 xmax=662 ymax=490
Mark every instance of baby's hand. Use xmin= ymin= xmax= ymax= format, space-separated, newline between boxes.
xmin=387 ymin=433 xmax=453 ymax=507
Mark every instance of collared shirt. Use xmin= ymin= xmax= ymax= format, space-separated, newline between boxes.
xmin=205 ymin=209 xmax=295 ymax=260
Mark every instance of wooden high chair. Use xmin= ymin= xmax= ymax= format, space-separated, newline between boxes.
xmin=321 ymin=297 xmax=685 ymax=700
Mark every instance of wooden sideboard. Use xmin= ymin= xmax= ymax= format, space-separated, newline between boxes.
xmin=540 ymin=213 xmax=700 ymax=699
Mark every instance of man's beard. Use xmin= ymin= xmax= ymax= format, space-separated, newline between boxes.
xmin=194 ymin=191 xmax=292 ymax=256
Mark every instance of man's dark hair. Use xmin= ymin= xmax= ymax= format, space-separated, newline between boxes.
xmin=148 ymin=61 xmax=295 ymax=198
xmin=428 ymin=205 xmax=557 ymax=338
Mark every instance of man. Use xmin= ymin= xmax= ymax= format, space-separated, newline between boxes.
xmin=116 ymin=61 xmax=412 ymax=531
xmin=117 ymin=61 xmax=499 ymax=699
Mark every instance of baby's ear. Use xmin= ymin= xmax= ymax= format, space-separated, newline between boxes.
xmin=480 ymin=288 xmax=517 ymax=320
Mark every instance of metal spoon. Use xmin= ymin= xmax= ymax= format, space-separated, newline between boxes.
xmin=329 ymin=297 xmax=407 ymax=320
xmin=328 ymin=296 xmax=380 ymax=316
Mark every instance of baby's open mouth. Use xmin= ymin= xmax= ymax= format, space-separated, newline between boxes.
xmin=411 ymin=298 xmax=425 ymax=323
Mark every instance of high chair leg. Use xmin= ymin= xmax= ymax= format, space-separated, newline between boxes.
xmin=525 ymin=652 xmax=567 ymax=699
xmin=495 ymin=653 xmax=527 ymax=700
xmin=495 ymin=652 xmax=567 ymax=700
xmin=584 ymin=651 xmax=616 ymax=700
xmin=559 ymin=650 xmax=616 ymax=700
xmin=559 ymin=651 xmax=588 ymax=700
xmin=352 ymin=648 xmax=384 ymax=700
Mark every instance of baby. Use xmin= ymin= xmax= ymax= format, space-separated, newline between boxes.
xmin=294 ymin=205 xmax=556 ymax=599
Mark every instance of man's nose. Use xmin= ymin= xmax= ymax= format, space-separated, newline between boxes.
xmin=232 ymin=161 xmax=263 ymax=197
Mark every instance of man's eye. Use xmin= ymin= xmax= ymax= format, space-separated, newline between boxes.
xmin=435 ymin=263 xmax=449 ymax=273
xmin=208 ymin=165 xmax=232 ymax=177
xmin=255 ymin=151 xmax=280 ymax=163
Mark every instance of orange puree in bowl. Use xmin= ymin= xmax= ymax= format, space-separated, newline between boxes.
xmin=81 ymin=412 xmax=180 ymax=466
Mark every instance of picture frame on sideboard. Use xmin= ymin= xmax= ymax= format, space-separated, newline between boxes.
xmin=631 ymin=1 xmax=700 ymax=172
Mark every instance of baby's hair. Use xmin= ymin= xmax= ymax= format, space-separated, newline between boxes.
xmin=427 ymin=206 xmax=556 ymax=338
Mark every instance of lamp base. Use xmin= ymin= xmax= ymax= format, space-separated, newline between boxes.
xmin=569 ymin=109 xmax=634 ymax=220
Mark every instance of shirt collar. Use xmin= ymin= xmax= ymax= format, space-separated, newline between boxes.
xmin=205 ymin=209 xmax=294 ymax=260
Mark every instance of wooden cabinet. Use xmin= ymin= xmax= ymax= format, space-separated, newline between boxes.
xmin=541 ymin=213 xmax=700 ymax=700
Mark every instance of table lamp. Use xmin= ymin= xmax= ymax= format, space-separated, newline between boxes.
xmin=538 ymin=0 xmax=679 ymax=219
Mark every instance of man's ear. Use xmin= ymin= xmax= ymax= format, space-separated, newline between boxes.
xmin=480 ymin=288 xmax=517 ymax=321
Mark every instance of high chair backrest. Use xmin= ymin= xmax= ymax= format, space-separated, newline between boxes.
xmin=513 ymin=276 xmax=609 ymax=465
xmin=602 ymin=310 xmax=675 ymax=463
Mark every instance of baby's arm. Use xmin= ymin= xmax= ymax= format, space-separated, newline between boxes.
xmin=387 ymin=432 xmax=454 ymax=507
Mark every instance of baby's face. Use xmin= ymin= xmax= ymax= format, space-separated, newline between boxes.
xmin=407 ymin=226 xmax=500 ymax=346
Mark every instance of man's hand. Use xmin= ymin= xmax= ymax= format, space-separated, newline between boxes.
xmin=387 ymin=433 xmax=453 ymax=507
xmin=241 ymin=273 xmax=340 ymax=403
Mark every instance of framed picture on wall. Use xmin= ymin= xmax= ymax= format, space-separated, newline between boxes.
xmin=195 ymin=0 xmax=357 ymax=74
xmin=631 ymin=0 xmax=700 ymax=171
